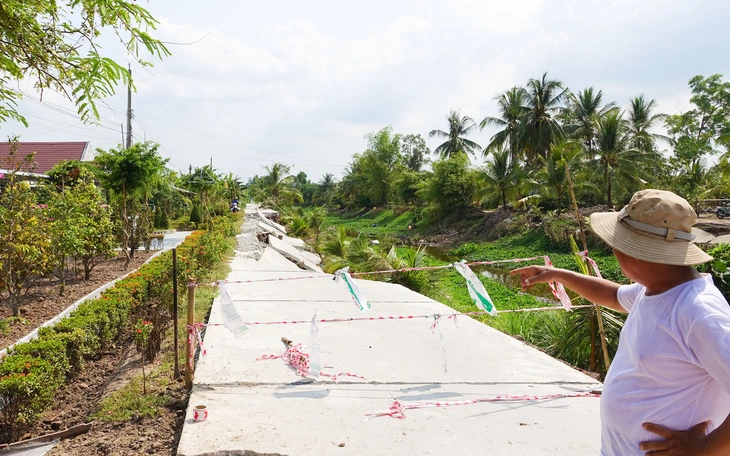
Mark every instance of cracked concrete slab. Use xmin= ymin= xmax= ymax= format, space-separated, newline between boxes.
xmin=177 ymin=214 xmax=602 ymax=456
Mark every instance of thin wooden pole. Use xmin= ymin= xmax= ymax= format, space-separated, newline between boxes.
xmin=566 ymin=162 xmax=611 ymax=373
xmin=185 ymin=278 xmax=196 ymax=389
xmin=596 ymin=304 xmax=612 ymax=373
xmin=172 ymin=248 xmax=180 ymax=379
xmin=566 ymin=162 xmax=588 ymax=252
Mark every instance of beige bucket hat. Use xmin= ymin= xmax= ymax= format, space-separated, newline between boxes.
xmin=590 ymin=189 xmax=712 ymax=265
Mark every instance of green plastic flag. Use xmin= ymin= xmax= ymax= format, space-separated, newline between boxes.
xmin=334 ymin=267 xmax=371 ymax=312
xmin=453 ymin=261 xmax=497 ymax=315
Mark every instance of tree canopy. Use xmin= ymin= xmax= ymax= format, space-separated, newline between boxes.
xmin=0 ymin=0 xmax=169 ymax=125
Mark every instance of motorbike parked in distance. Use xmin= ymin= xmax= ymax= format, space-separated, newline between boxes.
xmin=714 ymin=203 xmax=730 ymax=219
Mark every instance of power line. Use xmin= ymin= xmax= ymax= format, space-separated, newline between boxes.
xmin=15 ymin=65 xmax=347 ymax=171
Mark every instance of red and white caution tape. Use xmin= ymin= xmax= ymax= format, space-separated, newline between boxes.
xmin=209 ymin=276 xmax=331 ymax=286
xmin=199 ymin=305 xmax=595 ymax=328
xmin=187 ymin=323 xmax=208 ymax=357
xmin=366 ymin=392 xmax=600 ymax=419
xmin=256 ymin=341 xmax=365 ymax=382
xmin=195 ymin=255 xmax=601 ymax=314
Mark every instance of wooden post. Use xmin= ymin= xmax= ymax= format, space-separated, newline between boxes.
xmin=185 ymin=278 xmax=196 ymax=389
xmin=172 ymin=248 xmax=180 ymax=379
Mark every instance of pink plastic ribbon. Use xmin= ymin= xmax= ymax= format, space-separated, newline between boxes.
xmin=257 ymin=343 xmax=365 ymax=382
xmin=366 ymin=392 xmax=600 ymax=419
xmin=578 ymin=251 xmax=603 ymax=279
xmin=543 ymin=256 xmax=572 ymax=309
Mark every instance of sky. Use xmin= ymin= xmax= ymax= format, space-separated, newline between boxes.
xmin=2 ymin=0 xmax=730 ymax=182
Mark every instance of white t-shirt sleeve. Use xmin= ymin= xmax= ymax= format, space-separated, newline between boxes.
xmin=683 ymin=297 xmax=730 ymax=395
xmin=616 ymin=282 xmax=644 ymax=312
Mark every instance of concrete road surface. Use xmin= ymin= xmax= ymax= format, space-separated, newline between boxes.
xmin=176 ymin=247 xmax=602 ymax=456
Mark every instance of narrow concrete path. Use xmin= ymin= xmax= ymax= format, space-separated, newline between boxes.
xmin=177 ymin=241 xmax=602 ymax=455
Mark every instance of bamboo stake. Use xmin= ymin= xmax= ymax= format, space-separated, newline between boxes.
xmin=185 ymin=278 xmax=196 ymax=389
xmin=566 ymin=161 xmax=611 ymax=372
xmin=173 ymin=248 xmax=180 ymax=379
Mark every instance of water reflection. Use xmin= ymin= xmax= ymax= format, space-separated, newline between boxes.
xmin=478 ymin=265 xmax=555 ymax=300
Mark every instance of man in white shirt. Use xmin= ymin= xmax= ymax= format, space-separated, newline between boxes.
xmin=512 ymin=189 xmax=730 ymax=455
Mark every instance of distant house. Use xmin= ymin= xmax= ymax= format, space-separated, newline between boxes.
xmin=0 ymin=142 xmax=94 ymax=175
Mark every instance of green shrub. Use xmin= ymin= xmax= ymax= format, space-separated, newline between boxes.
xmin=0 ymin=355 xmax=63 ymax=434
xmin=10 ymin=338 xmax=71 ymax=380
xmin=41 ymin=327 xmax=93 ymax=373
xmin=707 ymin=243 xmax=730 ymax=298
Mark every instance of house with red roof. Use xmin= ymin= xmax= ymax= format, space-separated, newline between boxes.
xmin=0 ymin=142 xmax=95 ymax=175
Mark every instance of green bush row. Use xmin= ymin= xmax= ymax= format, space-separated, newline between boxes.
xmin=0 ymin=212 xmax=240 ymax=439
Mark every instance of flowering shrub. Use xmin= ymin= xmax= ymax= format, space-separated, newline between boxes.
xmin=0 ymin=355 xmax=63 ymax=436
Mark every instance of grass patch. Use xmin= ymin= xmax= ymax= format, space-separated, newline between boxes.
xmin=0 ymin=316 xmax=28 ymax=335
xmin=326 ymin=208 xmax=414 ymax=238
xmin=392 ymin=246 xmax=558 ymax=340
xmin=94 ymin=375 xmax=170 ymax=422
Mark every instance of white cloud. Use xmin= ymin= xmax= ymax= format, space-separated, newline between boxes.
xmin=3 ymin=0 xmax=730 ymax=180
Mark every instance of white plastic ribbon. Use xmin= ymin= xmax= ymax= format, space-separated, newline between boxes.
xmin=334 ymin=267 xmax=371 ymax=312
xmin=308 ymin=315 xmax=321 ymax=378
xmin=218 ymin=282 xmax=249 ymax=337
xmin=453 ymin=261 xmax=497 ymax=316
xmin=431 ymin=315 xmax=448 ymax=374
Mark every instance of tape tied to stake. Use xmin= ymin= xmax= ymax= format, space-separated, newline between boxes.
xmin=187 ymin=323 xmax=207 ymax=357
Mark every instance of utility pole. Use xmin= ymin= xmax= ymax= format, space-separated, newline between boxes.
xmin=126 ymin=64 xmax=133 ymax=149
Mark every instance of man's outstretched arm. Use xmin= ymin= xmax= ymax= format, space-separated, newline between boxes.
xmin=511 ymin=266 xmax=625 ymax=313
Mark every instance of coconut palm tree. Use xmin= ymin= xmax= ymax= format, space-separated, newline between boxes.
xmin=532 ymin=141 xmax=587 ymax=213
xmin=521 ymin=73 xmax=568 ymax=165
xmin=590 ymin=110 xmax=648 ymax=208
xmin=258 ymin=163 xmax=303 ymax=207
xmin=480 ymin=86 xmax=529 ymax=162
xmin=626 ymin=95 xmax=669 ymax=153
xmin=316 ymin=173 xmax=337 ymax=206
xmin=478 ymin=146 xmax=521 ymax=208
xmin=429 ymin=110 xmax=482 ymax=158
xmin=565 ymin=87 xmax=616 ymax=158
